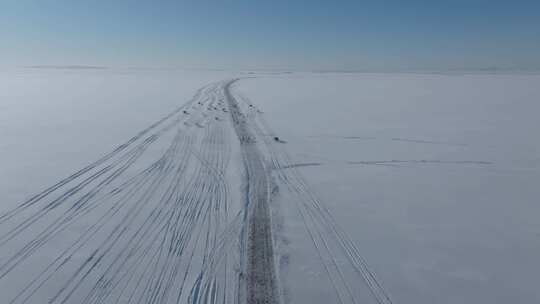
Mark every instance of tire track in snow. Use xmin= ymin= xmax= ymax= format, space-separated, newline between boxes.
xmin=224 ymin=80 xmax=280 ymax=304
xmin=0 ymin=81 xmax=242 ymax=304
xmin=1 ymin=77 xmax=389 ymax=304
xmin=234 ymin=86 xmax=393 ymax=304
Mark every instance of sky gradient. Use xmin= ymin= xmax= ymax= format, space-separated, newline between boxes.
xmin=1 ymin=0 xmax=540 ymax=70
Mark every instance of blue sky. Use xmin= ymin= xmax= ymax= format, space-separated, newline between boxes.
xmin=1 ymin=0 xmax=540 ymax=70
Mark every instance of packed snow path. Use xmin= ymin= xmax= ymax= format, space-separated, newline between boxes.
xmin=0 ymin=79 xmax=391 ymax=304
xmin=224 ymin=80 xmax=279 ymax=304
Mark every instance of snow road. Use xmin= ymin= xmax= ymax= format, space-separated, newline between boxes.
xmin=0 ymin=76 xmax=392 ymax=304
xmin=224 ymin=80 xmax=279 ymax=304
xmin=2 ymin=70 xmax=540 ymax=303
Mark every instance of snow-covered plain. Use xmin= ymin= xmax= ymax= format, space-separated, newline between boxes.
xmin=238 ymin=73 xmax=540 ymax=303
xmin=1 ymin=69 xmax=539 ymax=303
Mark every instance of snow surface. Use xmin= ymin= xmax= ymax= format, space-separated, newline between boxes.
xmin=0 ymin=68 xmax=233 ymax=208
xmin=238 ymin=72 xmax=540 ymax=303
xmin=1 ymin=69 xmax=539 ymax=303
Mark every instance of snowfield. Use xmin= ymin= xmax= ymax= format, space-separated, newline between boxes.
xmin=1 ymin=69 xmax=539 ymax=303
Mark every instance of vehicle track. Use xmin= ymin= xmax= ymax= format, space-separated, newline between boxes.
xmin=224 ymin=79 xmax=279 ymax=304
xmin=235 ymin=89 xmax=393 ymax=304
xmin=0 ymin=78 xmax=392 ymax=304
xmin=0 ymin=81 xmax=244 ymax=304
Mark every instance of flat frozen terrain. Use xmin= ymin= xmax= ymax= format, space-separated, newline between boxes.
xmin=238 ymin=73 xmax=540 ymax=303
xmin=1 ymin=69 xmax=539 ymax=303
